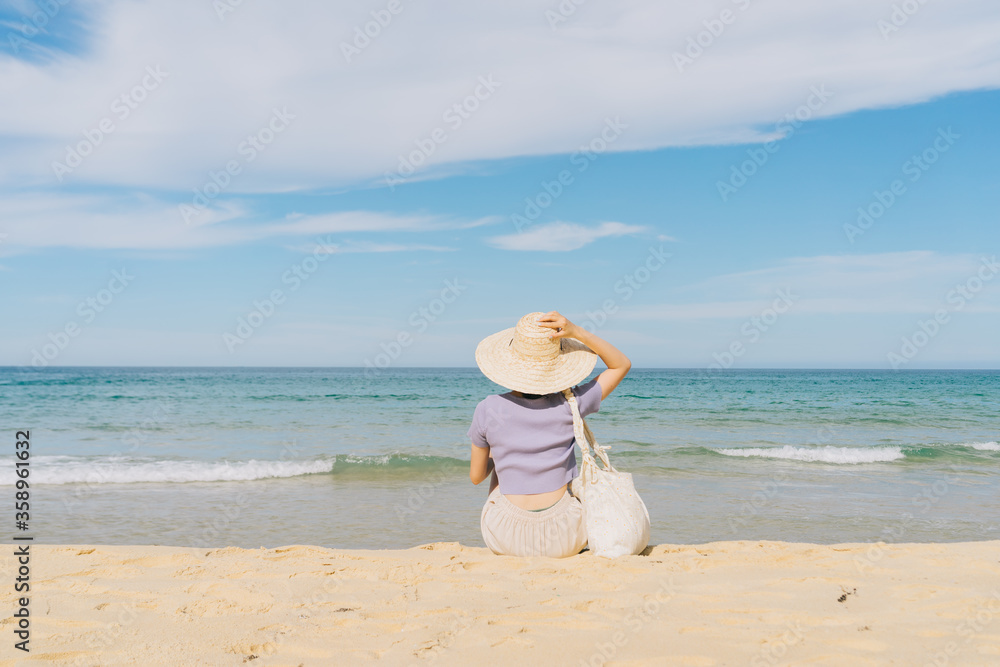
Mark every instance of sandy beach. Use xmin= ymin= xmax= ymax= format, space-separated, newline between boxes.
xmin=2 ymin=540 xmax=998 ymax=666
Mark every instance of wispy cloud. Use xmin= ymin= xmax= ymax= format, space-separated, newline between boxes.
xmin=267 ymin=213 xmax=500 ymax=236
xmin=687 ymin=251 xmax=976 ymax=296
xmin=3 ymin=1 xmax=1000 ymax=190
xmin=0 ymin=192 xmax=479 ymax=251
xmin=624 ymin=251 xmax=1000 ymax=319
xmin=488 ymin=221 xmax=646 ymax=251
xmin=292 ymin=241 xmax=458 ymax=254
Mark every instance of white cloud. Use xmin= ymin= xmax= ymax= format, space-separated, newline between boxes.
xmin=689 ymin=251 xmax=980 ymax=296
xmin=0 ymin=192 xmax=474 ymax=251
xmin=293 ymin=242 xmax=457 ymax=254
xmin=487 ymin=221 xmax=646 ymax=251
xmin=624 ymin=251 xmax=1000 ymax=319
xmin=270 ymin=213 xmax=498 ymax=236
xmin=1 ymin=1 xmax=999 ymax=191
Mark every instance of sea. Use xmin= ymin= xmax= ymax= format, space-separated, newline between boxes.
xmin=2 ymin=367 xmax=998 ymax=550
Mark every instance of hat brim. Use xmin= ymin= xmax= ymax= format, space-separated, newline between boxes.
xmin=475 ymin=327 xmax=598 ymax=394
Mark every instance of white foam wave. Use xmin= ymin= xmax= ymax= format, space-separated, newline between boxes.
xmin=964 ymin=441 xmax=1000 ymax=451
xmin=712 ymin=445 xmax=905 ymax=464
xmin=2 ymin=456 xmax=334 ymax=485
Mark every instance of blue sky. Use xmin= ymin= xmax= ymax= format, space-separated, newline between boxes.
xmin=1 ymin=0 xmax=998 ymax=368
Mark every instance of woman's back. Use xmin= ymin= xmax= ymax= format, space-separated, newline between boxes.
xmin=468 ymin=378 xmax=602 ymax=495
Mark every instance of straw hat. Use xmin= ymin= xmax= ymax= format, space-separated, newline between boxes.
xmin=474 ymin=312 xmax=598 ymax=394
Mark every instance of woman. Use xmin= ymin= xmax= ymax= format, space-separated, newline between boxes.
xmin=467 ymin=310 xmax=631 ymax=557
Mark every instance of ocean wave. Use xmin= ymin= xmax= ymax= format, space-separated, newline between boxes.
xmin=711 ymin=445 xmax=905 ymax=464
xmin=2 ymin=453 xmax=469 ymax=486
xmin=3 ymin=456 xmax=334 ymax=485
xmin=329 ymin=453 xmax=466 ymax=475
xmin=963 ymin=441 xmax=1000 ymax=451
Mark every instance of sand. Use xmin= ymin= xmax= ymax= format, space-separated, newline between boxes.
xmin=2 ymin=540 xmax=999 ymax=666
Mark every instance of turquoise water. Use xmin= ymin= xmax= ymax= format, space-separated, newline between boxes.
xmin=2 ymin=367 xmax=998 ymax=549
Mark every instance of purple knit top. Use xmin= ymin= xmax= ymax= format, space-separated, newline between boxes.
xmin=467 ymin=378 xmax=602 ymax=494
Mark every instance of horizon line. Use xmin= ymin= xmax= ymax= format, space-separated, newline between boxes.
xmin=2 ymin=366 xmax=998 ymax=371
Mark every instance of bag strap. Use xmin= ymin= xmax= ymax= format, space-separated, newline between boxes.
xmin=562 ymin=388 xmax=615 ymax=474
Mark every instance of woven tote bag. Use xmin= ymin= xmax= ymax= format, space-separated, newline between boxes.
xmin=563 ymin=389 xmax=651 ymax=558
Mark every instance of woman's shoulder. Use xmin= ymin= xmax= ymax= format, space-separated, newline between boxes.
xmin=473 ymin=392 xmax=509 ymax=413
xmin=571 ymin=377 xmax=601 ymax=396
xmin=568 ymin=377 xmax=602 ymax=415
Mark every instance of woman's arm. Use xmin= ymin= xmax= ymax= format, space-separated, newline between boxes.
xmin=537 ymin=311 xmax=631 ymax=400
xmin=470 ymin=444 xmax=494 ymax=484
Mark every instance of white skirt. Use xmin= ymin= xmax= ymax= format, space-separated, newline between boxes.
xmin=479 ymin=486 xmax=588 ymax=558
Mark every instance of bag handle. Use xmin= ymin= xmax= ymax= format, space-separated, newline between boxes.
xmin=562 ymin=389 xmax=615 ymax=475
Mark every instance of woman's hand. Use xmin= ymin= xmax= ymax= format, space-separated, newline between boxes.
xmin=536 ymin=311 xmax=580 ymax=339
xmin=537 ymin=309 xmax=632 ymax=400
